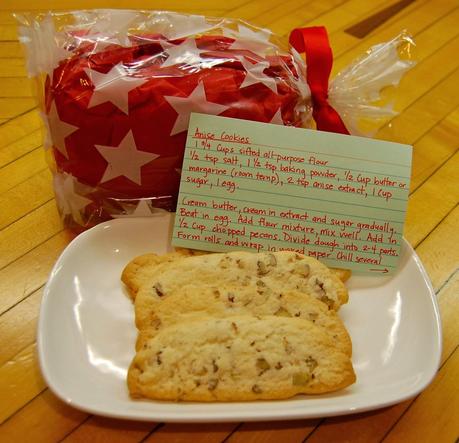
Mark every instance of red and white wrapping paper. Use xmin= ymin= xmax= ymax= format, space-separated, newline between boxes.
xmin=16 ymin=10 xmax=414 ymax=230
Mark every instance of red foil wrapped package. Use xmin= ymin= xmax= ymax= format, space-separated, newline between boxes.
xmin=16 ymin=10 xmax=414 ymax=230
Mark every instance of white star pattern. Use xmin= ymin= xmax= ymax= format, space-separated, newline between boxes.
xmin=45 ymin=101 xmax=78 ymax=158
xmin=39 ymin=112 xmax=52 ymax=151
xmin=290 ymin=47 xmax=305 ymax=67
xmin=239 ymin=57 xmax=277 ymax=93
xmin=91 ymin=36 xmax=129 ymax=52
xmin=154 ymin=12 xmax=214 ymax=39
xmin=82 ymin=10 xmax=138 ymax=34
xmin=95 ymin=131 xmax=159 ymax=185
xmin=112 ymin=199 xmax=156 ymax=218
xmin=289 ymin=47 xmax=310 ymax=99
xmin=53 ymin=172 xmax=92 ymax=224
xmin=50 ymin=46 xmax=74 ymax=77
xmin=85 ymin=63 xmax=148 ymax=114
xmin=20 ymin=15 xmax=73 ymax=77
xmin=72 ymin=32 xmax=130 ymax=51
xmin=161 ymin=38 xmax=203 ymax=68
xmin=164 ymin=82 xmax=230 ymax=135
xmin=225 ymin=25 xmax=275 ymax=54
xmin=296 ymin=78 xmax=311 ymax=101
xmin=71 ymin=10 xmax=136 ymax=47
xmin=270 ymin=108 xmax=284 ymax=125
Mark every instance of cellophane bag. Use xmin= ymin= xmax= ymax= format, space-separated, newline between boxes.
xmin=15 ymin=10 xmax=414 ymax=231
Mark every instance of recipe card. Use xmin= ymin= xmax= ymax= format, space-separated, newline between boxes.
xmin=172 ymin=113 xmax=412 ymax=275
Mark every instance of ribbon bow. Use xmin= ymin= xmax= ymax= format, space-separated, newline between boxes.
xmin=289 ymin=26 xmax=350 ymax=135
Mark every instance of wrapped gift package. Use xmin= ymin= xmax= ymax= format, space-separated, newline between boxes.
xmin=16 ymin=10 xmax=414 ymax=230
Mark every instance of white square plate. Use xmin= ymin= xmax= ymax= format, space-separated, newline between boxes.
xmin=38 ymin=214 xmax=442 ymax=422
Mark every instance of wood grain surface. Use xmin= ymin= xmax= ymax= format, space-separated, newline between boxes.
xmin=0 ymin=1 xmax=457 ymax=442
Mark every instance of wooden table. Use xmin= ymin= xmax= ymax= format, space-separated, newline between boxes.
xmin=0 ymin=0 xmax=458 ymax=442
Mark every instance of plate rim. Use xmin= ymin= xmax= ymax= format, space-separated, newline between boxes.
xmin=37 ymin=217 xmax=443 ymax=422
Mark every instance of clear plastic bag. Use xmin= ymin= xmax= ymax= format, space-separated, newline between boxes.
xmin=16 ymin=10 xmax=414 ymax=231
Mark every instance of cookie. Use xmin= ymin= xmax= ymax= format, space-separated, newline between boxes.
xmin=330 ymin=268 xmax=352 ymax=283
xmin=122 ymin=251 xmax=351 ymax=300
xmin=133 ymin=251 xmax=348 ymax=312
xmin=135 ymin=287 xmax=352 ymax=355
xmin=121 ymin=248 xmax=207 ymax=299
xmin=128 ymin=315 xmax=356 ymax=401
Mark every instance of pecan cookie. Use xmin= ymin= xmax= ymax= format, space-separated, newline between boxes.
xmin=121 ymin=248 xmax=208 ymax=299
xmin=128 ymin=315 xmax=356 ymax=401
xmin=133 ymin=251 xmax=349 ymax=313
xmin=122 ymin=251 xmax=351 ymax=301
xmin=135 ymin=287 xmax=352 ymax=356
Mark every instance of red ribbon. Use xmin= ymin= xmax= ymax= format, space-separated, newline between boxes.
xmin=289 ymin=26 xmax=350 ymax=135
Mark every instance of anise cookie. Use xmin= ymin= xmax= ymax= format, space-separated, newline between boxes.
xmin=123 ymin=251 xmax=351 ymax=301
xmin=135 ymin=287 xmax=352 ymax=356
xmin=121 ymin=248 xmax=207 ymax=299
xmin=134 ymin=251 xmax=348 ymax=313
xmin=128 ymin=315 xmax=356 ymax=401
